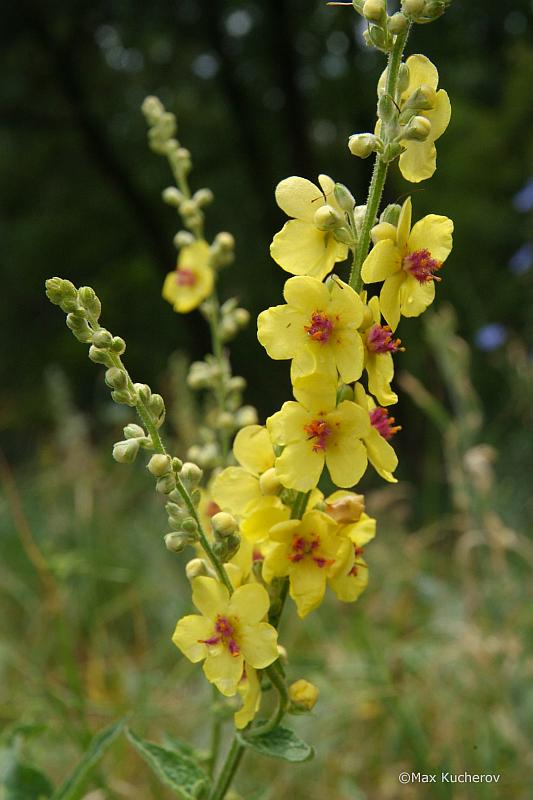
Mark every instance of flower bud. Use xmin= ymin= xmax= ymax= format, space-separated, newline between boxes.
xmin=105 ymin=367 xmax=128 ymax=390
xmin=110 ymin=336 xmax=126 ymax=355
xmin=193 ymin=188 xmax=214 ymax=207
xmin=112 ymin=438 xmax=140 ymax=464
xmin=185 ymin=558 xmax=208 ymax=580
xmin=333 ymin=183 xmax=355 ymax=212
xmin=78 ymin=286 xmax=101 ymax=320
xmin=402 ymin=115 xmax=432 ymax=141
xmin=190 ymin=488 xmax=202 ymax=506
xmin=219 ymin=319 xmax=238 ymax=343
xmin=212 ymin=512 xmax=238 ymax=537
xmin=233 ymin=308 xmax=250 ymax=328
xmin=326 ymin=493 xmax=365 ymax=524
xmin=141 ymin=95 xmax=164 ymax=123
xmin=182 ymin=517 xmax=199 ymax=535
xmin=235 ymin=406 xmax=258 ymax=428
xmin=313 ymin=204 xmax=343 ymax=231
xmin=214 ymin=533 xmax=240 ymax=560
xmin=397 ymin=63 xmax=410 ymax=95
xmin=333 ymin=228 xmax=355 ymax=246
xmin=92 ymin=329 xmax=113 ymax=348
xmin=363 ymin=0 xmax=385 ymax=22
xmin=289 ymin=680 xmax=319 ymax=712
xmin=164 ymin=532 xmax=189 ymax=553
xmin=404 ymin=84 xmax=437 ymax=111
xmin=180 ymin=462 xmax=203 ymax=486
xmin=172 ymin=457 xmax=184 ymax=471
xmin=45 ymin=277 xmax=78 ymax=310
xmin=336 ymin=384 xmax=354 ymax=403
xmin=156 ymin=474 xmax=176 ymax=494
xmin=174 ymin=231 xmax=195 ymax=249
xmin=388 ymin=12 xmax=408 ymax=34
xmin=124 ymin=423 xmax=146 ymax=439
xmin=88 ymin=346 xmax=113 ymax=366
xmin=149 ymin=393 xmax=165 ymax=422
xmin=66 ymin=313 xmax=93 ymax=343
xmin=147 ymin=454 xmax=172 ymax=477
xmin=111 ymin=389 xmax=136 ymax=406
xmin=228 ymin=376 xmax=246 ymax=393
xmin=216 ymin=411 xmax=235 ymax=431
xmin=135 ymin=384 xmax=152 ymax=403
xmin=259 ymin=467 xmax=282 ymax=496
xmin=401 ymin=0 xmax=425 ymax=14
xmin=214 ymin=232 xmax=235 ymax=251
xmin=162 ymin=187 xmax=183 ymax=207
xmin=371 ymin=222 xmax=397 ymax=244
xmin=348 ymin=133 xmax=379 ymax=159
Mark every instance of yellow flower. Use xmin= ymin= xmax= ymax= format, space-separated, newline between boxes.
xmin=262 ymin=510 xmax=351 ymax=618
xmin=361 ymin=197 xmax=453 ymax=331
xmin=162 ymin=240 xmax=214 ymax=313
xmin=257 ymin=276 xmax=365 ymax=383
xmin=267 ymin=374 xmax=369 ymax=492
xmin=379 ymin=54 xmax=451 ymax=183
xmin=172 ymin=577 xmax=278 ymax=696
xmin=234 ymin=666 xmax=261 ymax=729
xmin=212 ymin=426 xmax=276 ymax=516
xmin=270 ymin=175 xmax=348 ymax=280
xmin=354 ymin=383 xmax=399 ymax=483
xmin=326 ymin=490 xmax=376 ymax=603
xmin=360 ymin=296 xmax=402 ymax=406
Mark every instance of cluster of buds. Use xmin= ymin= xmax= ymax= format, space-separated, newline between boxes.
xmin=401 ymin=0 xmax=452 ymax=23
xmin=203 ymin=296 xmax=250 ymax=343
xmin=310 ymin=181 xmax=367 ymax=249
xmin=352 ymin=0 xmax=451 ymax=54
xmin=112 ymin=422 xmax=152 ymax=464
xmin=163 ymin=186 xmax=212 ymax=237
xmin=145 ymin=454 xmax=204 ymax=553
xmin=210 ymin=510 xmax=241 ymax=561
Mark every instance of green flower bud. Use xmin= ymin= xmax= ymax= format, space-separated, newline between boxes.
xmin=111 ymin=389 xmax=136 ymax=407
xmin=162 ymin=187 xmax=183 ymax=207
xmin=235 ymin=406 xmax=258 ymax=428
xmin=332 ymin=227 xmax=355 ymax=246
xmin=180 ymin=462 xmax=203 ymax=486
xmin=141 ymin=95 xmax=164 ymax=124
xmin=371 ymin=221 xmax=397 ymax=244
xmin=190 ymin=488 xmax=202 ymax=506
xmin=193 ymin=188 xmax=214 ymax=207
xmin=333 ymin=183 xmax=356 ymax=212
xmin=233 ymin=308 xmax=250 ymax=329
xmin=388 ymin=12 xmax=408 ymax=34
xmin=405 ymin=84 xmax=437 ymax=111
xmin=110 ymin=336 xmax=126 ymax=355
xmin=219 ymin=319 xmax=238 ymax=343
xmin=422 ymin=1 xmax=448 ymax=21
xmin=78 ymin=286 xmax=101 ymax=320
xmin=216 ymin=412 xmax=235 ymax=431
xmin=66 ymin=313 xmax=93 ymax=343
xmin=348 ymin=133 xmax=379 ymax=158
xmin=337 ymin=384 xmax=355 ymax=403
xmin=124 ymin=423 xmax=146 ymax=439
xmin=363 ymin=0 xmax=385 ymax=22
xmin=382 ymin=141 xmax=403 ymax=162
xmin=313 ymin=204 xmax=343 ymax=231
xmin=401 ymin=0 xmax=425 ymax=14
xmin=164 ymin=532 xmax=189 ymax=554
xmin=223 ymin=533 xmax=241 ymax=560
xmin=228 ymin=376 xmax=246 ymax=393
xmin=45 ymin=278 xmax=79 ymax=311
xmin=364 ymin=24 xmax=390 ymax=51
xmin=174 ymin=231 xmax=195 ymax=249
xmin=91 ymin=329 xmax=113 ymax=348
xmin=112 ymin=438 xmax=140 ymax=464
xmin=135 ymin=383 xmax=152 ymax=403
xmin=185 ymin=558 xmax=208 ymax=580
xmin=214 ymin=232 xmax=235 ymax=251
xmin=182 ymin=517 xmax=199 ymax=534
xmin=105 ymin=367 xmax=128 ymax=390
xmin=172 ymin=457 xmax=183 ymax=471
xmin=147 ymin=454 xmax=172 ymax=477
xmin=212 ymin=512 xmax=238 ymax=537
xmin=380 ymin=203 xmax=402 ymax=226
xmin=88 ymin=345 xmax=113 ymax=366
xmin=397 ymin=63 xmax=410 ymax=95
xmin=402 ymin=115 xmax=432 ymax=141
xmin=156 ymin=474 xmax=176 ymax=494
xmin=149 ymin=393 xmax=165 ymax=422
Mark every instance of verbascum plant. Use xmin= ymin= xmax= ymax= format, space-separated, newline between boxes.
xmin=45 ymin=1 xmax=454 ymax=797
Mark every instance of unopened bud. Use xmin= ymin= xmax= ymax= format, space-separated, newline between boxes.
xmin=78 ymin=286 xmax=101 ymax=320
xmin=124 ymin=423 xmax=145 ymax=439
xmin=397 ymin=63 xmax=410 ymax=95
xmin=363 ymin=0 xmax=385 ymax=22
xmin=66 ymin=313 xmax=93 ymax=343
xmin=91 ymin=329 xmax=112 ymax=348
xmin=147 ymin=454 xmax=172 ymax=477
xmin=112 ymin=439 xmax=140 ymax=464
xmin=234 ymin=308 xmax=250 ymax=328
xmin=212 ymin=512 xmax=238 ymax=537
xmin=193 ymin=188 xmax=214 ymax=207
xmin=88 ymin=346 xmax=113 ymax=366
xmin=214 ymin=231 xmax=235 ymax=250
xmin=405 ymin=84 xmax=437 ymax=111
xmin=313 ymin=204 xmax=343 ymax=231
xmin=185 ymin=558 xmax=208 ymax=580
xmin=162 ymin=187 xmax=183 ymax=207
xmin=402 ymin=115 xmax=431 ymax=141
xmin=180 ymin=462 xmax=203 ymax=486
xmin=105 ymin=367 xmax=128 ymax=390
xmin=182 ymin=517 xmax=199 ymax=534
xmin=289 ymin=680 xmax=319 ymax=712
xmin=149 ymin=393 xmax=165 ymax=421
xmin=326 ymin=493 xmax=365 ymax=524
xmin=110 ymin=336 xmax=126 ymax=355
xmin=259 ymin=467 xmax=282 ymax=496
xmin=401 ymin=0 xmax=425 ymax=15
xmin=235 ymin=406 xmax=258 ymax=428
xmin=174 ymin=231 xmax=195 ymax=249
xmin=371 ymin=222 xmax=397 ymax=244
xmin=380 ymin=203 xmax=402 ymax=226
xmin=228 ymin=376 xmax=246 ymax=393
xmin=348 ymin=133 xmax=379 ymax=159
xmin=336 ymin=384 xmax=354 ymax=403
xmin=333 ymin=227 xmax=355 ymax=246
xmin=141 ymin=95 xmax=164 ymax=123
xmin=135 ymin=384 xmax=152 ymax=403
xmin=388 ymin=12 xmax=408 ymax=34
xmin=165 ymin=532 xmax=189 ymax=553
xmin=333 ymin=183 xmax=355 ymax=212
xmin=45 ymin=277 xmax=78 ymax=310
xmin=378 ymin=94 xmax=397 ymax=125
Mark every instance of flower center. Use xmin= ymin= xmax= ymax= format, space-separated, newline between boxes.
xmin=403 ymin=248 xmax=442 ymax=283
xmin=370 ymin=407 xmax=401 ymax=440
xmin=348 ymin=545 xmax=367 ymax=577
xmin=176 ymin=268 xmax=197 ymax=287
xmin=199 ymin=614 xmax=240 ymax=657
xmin=304 ymin=311 xmax=334 ymax=343
xmin=304 ymin=418 xmax=332 ymax=451
xmin=289 ymin=534 xmax=334 ymax=568
xmin=366 ymin=324 xmax=403 ymax=354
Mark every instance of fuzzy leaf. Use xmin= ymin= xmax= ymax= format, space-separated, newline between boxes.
xmin=126 ymin=729 xmax=210 ymax=799
xmin=52 ymin=718 xmax=126 ymax=800
xmin=237 ymin=724 xmax=314 ymax=762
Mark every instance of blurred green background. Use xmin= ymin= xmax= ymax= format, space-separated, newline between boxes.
xmin=1 ymin=1 xmax=532 ymax=798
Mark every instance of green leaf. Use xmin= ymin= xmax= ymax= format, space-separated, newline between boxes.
xmin=126 ymin=729 xmax=210 ymax=799
xmin=237 ymin=725 xmax=314 ymax=763
xmin=52 ymin=717 xmax=126 ymax=800
xmin=2 ymin=760 xmax=53 ymax=800
xmin=162 ymin=733 xmax=198 ymax=759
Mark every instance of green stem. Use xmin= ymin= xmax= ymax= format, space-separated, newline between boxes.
xmin=245 ymin=664 xmax=289 ymax=738
xmin=208 ymin=737 xmax=245 ymax=800
xmin=349 ymin=25 xmax=410 ymax=290
xmin=208 ymin=687 xmax=223 ymax=777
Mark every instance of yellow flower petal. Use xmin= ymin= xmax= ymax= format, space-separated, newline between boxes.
xmin=267 ymin=401 xmax=310 ymax=444
xmin=329 ymin=557 xmax=368 ymax=602
xmin=426 ymin=89 xmax=451 ymax=141
xmin=399 ymin=273 xmax=436 ymax=318
xmin=289 ymin=560 xmax=328 ymax=619
xmin=191 ymin=576 xmax=229 ymax=619
xmin=283 ymin=274 xmax=330 ymax=311
xmin=326 ymin=437 xmax=367 ymax=488
xmin=332 ymin=328 xmax=365 ymax=384
xmin=270 ymin=220 xmax=348 ymax=280
xmin=212 ymin=467 xmax=261 ymax=515
xmin=361 ymin=239 xmax=401 ymax=284
xmin=235 ymin=667 xmax=261 ymax=730
xmin=403 ymin=54 xmax=439 ymax=97
xmin=180 ymin=239 xmax=211 ymax=268
xmin=257 ymin=305 xmax=306 ymax=360
xmin=241 ymin=498 xmax=290 ymax=543
xmin=365 ymin=425 xmax=398 ymax=481
xmin=172 ymin=614 xmax=213 ymax=662
xmin=379 ymin=272 xmax=405 ymax=331
xmin=396 ymin=197 xmax=412 ymax=252
xmin=292 ymin=372 xmax=337 ymax=413
xmin=366 ymin=353 xmax=398 ymax=406
xmin=239 ymin=622 xmax=279 ymax=668
xmin=407 ymin=214 xmax=453 ymax=264
xmin=203 ymin=649 xmax=243 ymax=697
xmin=233 ymin=425 xmax=275 ymax=475
xmin=275 ymin=439 xmax=324 ymax=492
xmin=344 ymin=513 xmax=376 ymax=546
xmin=275 ymin=176 xmax=323 ymax=222
xmin=228 ymin=582 xmax=271 ymax=625
xmin=399 ymin=140 xmax=437 ymax=184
